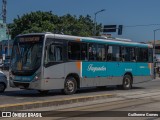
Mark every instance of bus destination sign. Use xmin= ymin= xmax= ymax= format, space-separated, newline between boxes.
xmin=19 ymin=37 xmax=40 ymax=42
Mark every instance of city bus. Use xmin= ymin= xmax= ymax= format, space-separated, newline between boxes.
xmin=9 ymin=33 xmax=154 ymax=95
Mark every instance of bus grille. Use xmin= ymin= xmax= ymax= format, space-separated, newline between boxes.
xmin=13 ymin=82 xmax=29 ymax=88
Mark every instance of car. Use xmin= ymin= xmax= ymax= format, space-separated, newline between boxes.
xmin=0 ymin=70 xmax=7 ymax=93
xmin=1 ymin=59 xmax=10 ymax=70
xmin=0 ymin=63 xmax=3 ymax=68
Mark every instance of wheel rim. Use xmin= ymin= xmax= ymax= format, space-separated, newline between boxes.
xmin=0 ymin=84 xmax=5 ymax=92
xmin=66 ymin=80 xmax=75 ymax=92
xmin=124 ymin=78 xmax=130 ymax=88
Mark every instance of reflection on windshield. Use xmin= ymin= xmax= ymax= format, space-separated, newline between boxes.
xmin=11 ymin=40 xmax=43 ymax=71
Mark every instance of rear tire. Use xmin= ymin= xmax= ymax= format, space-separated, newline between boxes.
xmin=0 ymin=83 xmax=6 ymax=93
xmin=122 ymin=75 xmax=132 ymax=90
xmin=63 ymin=77 xmax=77 ymax=95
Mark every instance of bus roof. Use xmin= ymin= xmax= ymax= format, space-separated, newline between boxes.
xmin=17 ymin=32 xmax=153 ymax=48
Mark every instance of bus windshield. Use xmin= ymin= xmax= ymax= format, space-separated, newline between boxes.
xmin=11 ymin=35 xmax=44 ymax=74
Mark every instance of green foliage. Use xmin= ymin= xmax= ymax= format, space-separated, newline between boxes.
xmin=8 ymin=11 xmax=102 ymax=38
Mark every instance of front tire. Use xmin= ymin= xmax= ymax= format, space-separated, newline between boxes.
xmin=122 ymin=75 xmax=132 ymax=90
xmin=63 ymin=77 xmax=77 ymax=95
xmin=0 ymin=83 xmax=6 ymax=93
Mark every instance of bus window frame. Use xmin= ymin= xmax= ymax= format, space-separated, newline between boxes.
xmin=97 ymin=43 xmax=106 ymax=62
xmin=119 ymin=46 xmax=137 ymax=62
xmin=67 ymin=41 xmax=81 ymax=61
xmin=106 ymin=45 xmax=120 ymax=62
xmin=88 ymin=43 xmax=106 ymax=62
xmin=80 ymin=42 xmax=89 ymax=61
xmin=44 ymin=38 xmax=64 ymax=68
xmin=136 ymin=47 xmax=149 ymax=63
xmin=67 ymin=41 xmax=89 ymax=62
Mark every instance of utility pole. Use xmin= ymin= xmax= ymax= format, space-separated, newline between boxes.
xmin=94 ymin=9 xmax=105 ymax=36
xmin=153 ymin=28 xmax=160 ymax=79
xmin=2 ymin=0 xmax=7 ymax=23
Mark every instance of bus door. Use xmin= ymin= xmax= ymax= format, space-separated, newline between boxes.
xmin=43 ymin=38 xmax=65 ymax=89
xmin=136 ymin=48 xmax=151 ymax=79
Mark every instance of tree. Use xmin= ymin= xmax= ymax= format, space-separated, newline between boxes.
xmin=8 ymin=11 xmax=102 ymax=38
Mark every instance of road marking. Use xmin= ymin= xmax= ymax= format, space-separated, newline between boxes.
xmin=0 ymin=94 xmax=114 ymax=109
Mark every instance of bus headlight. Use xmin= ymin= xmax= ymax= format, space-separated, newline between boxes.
xmin=35 ymin=76 xmax=39 ymax=80
xmin=33 ymin=72 xmax=41 ymax=81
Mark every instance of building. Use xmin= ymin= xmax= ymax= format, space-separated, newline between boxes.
xmin=148 ymin=40 xmax=160 ymax=54
xmin=0 ymin=39 xmax=13 ymax=63
xmin=0 ymin=19 xmax=12 ymax=63
xmin=0 ymin=19 xmax=7 ymax=41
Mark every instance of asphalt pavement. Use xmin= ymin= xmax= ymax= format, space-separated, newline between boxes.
xmin=1 ymin=70 xmax=160 ymax=111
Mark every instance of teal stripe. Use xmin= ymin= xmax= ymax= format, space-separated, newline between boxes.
xmin=82 ymin=62 xmax=151 ymax=78
xmin=82 ymin=39 xmax=149 ymax=48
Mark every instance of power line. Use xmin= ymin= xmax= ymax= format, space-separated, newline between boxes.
xmin=125 ymin=24 xmax=160 ymax=28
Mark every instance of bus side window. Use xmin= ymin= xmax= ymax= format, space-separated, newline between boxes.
xmin=68 ymin=42 xmax=81 ymax=60
xmin=45 ymin=44 xmax=63 ymax=63
xmin=120 ymin=47 xmax=125 ymax=61
xmin=107 ymin=46 xmax=120 ymax=61
xmin=89 ymin=43 xmax=97 ymax=61
xmin=137 ymin=48 xmax=148 ymax=62
xmin=107 ymin=46 xmax=112 ymax=61
xmin=130 ymin=48 xmax=136 ymax=62
xmin=51 ymin=45 xmax=62 ymax=61
xmin=97 ymin=44 xmax=106 ymax=61
xmin=81 ymin=43 xmax=88 ymax=61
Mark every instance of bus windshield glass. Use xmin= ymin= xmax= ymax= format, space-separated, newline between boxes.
xmin=11 ymin=35 xmax=44 ymax=74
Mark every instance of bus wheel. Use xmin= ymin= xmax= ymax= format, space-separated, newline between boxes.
xmin=63 ymin=77 xmax=77 ymax=95
xmin=38 ymin=90 xmax=49 ymax=95
xmin=122 ymin=75 xmax=132 ymax=90
xmin=0 ymin=83 xmax=6 ymax=93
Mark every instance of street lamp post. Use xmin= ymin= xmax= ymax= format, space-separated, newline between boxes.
xmin=153 ymin=28 xmax=160 ymax=78
xmin=94 ymin=9 xmax=105 ymax=36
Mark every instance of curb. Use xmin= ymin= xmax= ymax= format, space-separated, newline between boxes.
xmin=0 ymin=94 xmax=114 ymax=111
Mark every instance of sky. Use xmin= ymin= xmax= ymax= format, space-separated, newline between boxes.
xmin=2 ymin=0 xmax=160 ymax=42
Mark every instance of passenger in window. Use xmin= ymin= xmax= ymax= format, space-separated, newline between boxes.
xmin=81 ymin=50 xmax=87 ymax=60
xmin=131 ymin=56 xmax=136 ymax=62
xmin=121 ymin=55 xmax=125 ymax=62
xmin=89 ymin=46 xmax=95 ymax=60
xmin=107 ymin=54 xmax=112 ymax=61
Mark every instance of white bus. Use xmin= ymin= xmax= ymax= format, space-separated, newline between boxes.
xmin=9 ymin=33 xmax=154 ymax=94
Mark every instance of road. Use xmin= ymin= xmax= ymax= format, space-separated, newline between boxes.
xmin=1 ymin=70 xmax=160 ymax=106
xmin=2 ymin=79 xmax=160 ymax=120
xmin=1 ymin=78 xmax=160 ymax=105
xmin=1 ymin=71 xmax=160 ymax=120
